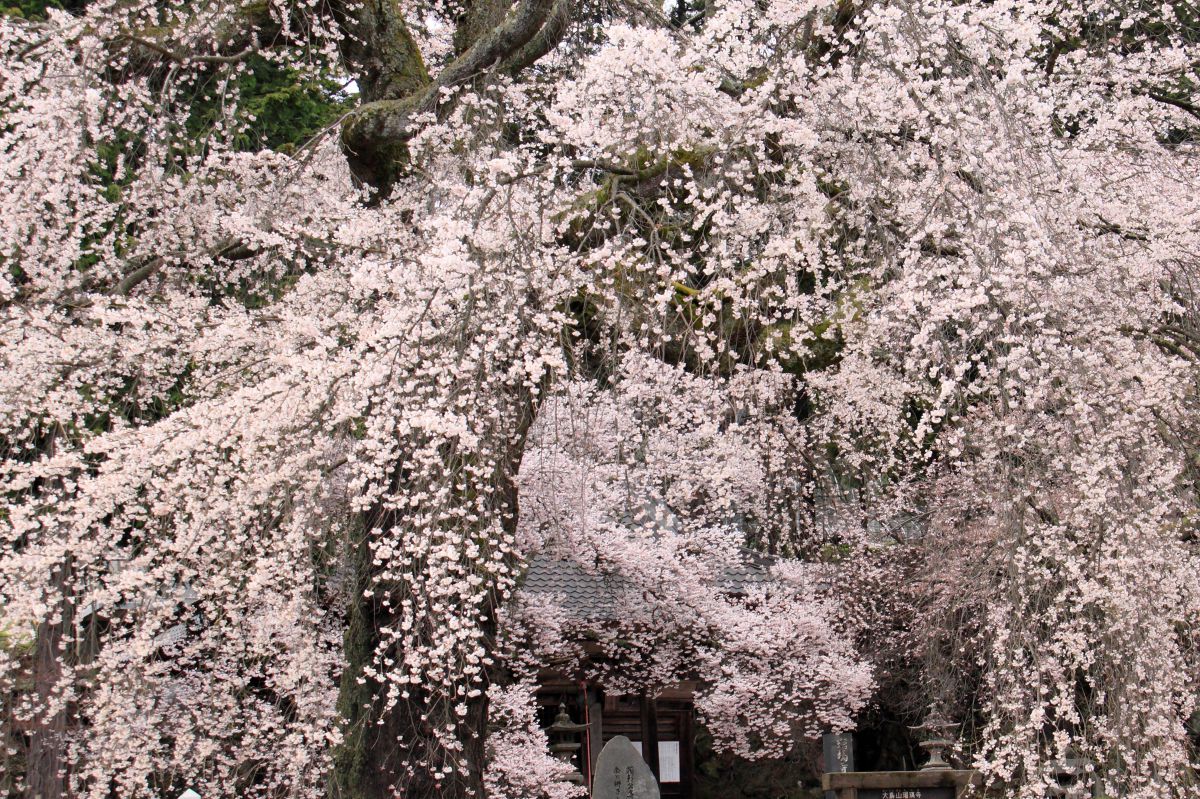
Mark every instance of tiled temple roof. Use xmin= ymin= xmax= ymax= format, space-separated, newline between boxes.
xmin=520 ymin=548 xmax=776 ymax=620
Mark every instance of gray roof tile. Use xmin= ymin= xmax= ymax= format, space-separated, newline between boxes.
xmin=520 ymin=549 xmax=775 ymax=619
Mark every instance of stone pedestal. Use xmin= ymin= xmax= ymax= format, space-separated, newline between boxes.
xmin=821 ymin=769 xmax=983 ymax=799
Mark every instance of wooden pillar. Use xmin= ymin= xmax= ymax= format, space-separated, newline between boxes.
xmin=587 ymin=690 xmax=603 ymax=779
xmin=679 ymin=705 xmax=695 ymax=799
xmin=639 ymin=693 xmax=660 ymax=782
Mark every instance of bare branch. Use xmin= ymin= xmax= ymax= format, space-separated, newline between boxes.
xmin=110 ymin=239 xmax=258 ymax=297
xmin=1148 ymin=89 xmax=1200 ymax=120
xmin=119 ymin=34 xmax=257 ymax=65
xmin=112 ymin=257 xmax=165 ymax=297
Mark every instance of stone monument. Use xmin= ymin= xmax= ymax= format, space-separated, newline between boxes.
xmin=591 ymin=735 xmax=660 ymax=799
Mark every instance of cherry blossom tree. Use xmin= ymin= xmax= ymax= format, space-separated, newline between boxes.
xmin=1 ymin=0 xmax=1198 ymax=797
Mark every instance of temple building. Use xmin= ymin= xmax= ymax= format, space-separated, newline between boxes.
xmin=522 ymin=551 xmax=776 ymax=799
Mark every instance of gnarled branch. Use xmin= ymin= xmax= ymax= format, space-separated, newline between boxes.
xmin=338 ymin=0 xmax=561 ymax=194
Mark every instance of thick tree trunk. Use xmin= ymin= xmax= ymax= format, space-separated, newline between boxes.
xmin=331 ymin=387 xmax=539 ymax=799
xmin=26 ymin=558 xmax=73 ymax=799
xmin=326 ymin=0 xmax=566 ymax=789
xmin=333 ymin=553 xmax=494 ymax=799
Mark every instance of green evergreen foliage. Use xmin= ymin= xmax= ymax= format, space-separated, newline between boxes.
xmin=1 ymin=0 xmax=84 ymax=19
xmin=187 ymin=55 xmax=353 ymax=153
xmin=0 ymin=0 xmax=349 ymax=153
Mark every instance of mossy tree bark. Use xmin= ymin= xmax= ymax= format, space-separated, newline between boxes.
xmin=332 ymin=0 xmax=568 ymax=195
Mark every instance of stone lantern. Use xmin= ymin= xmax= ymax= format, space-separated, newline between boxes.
xmin=546 ymin=701 xmax=590 ymax=785
xmin=909 ymin=702 xmax=959 ymax=771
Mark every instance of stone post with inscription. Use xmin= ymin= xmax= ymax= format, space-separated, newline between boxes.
xmin=822 ymin=733 xmax=855 ymax=799
xmin=591 ymin=735 xmax=660 ymax=799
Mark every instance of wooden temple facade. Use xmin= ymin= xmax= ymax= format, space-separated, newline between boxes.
xmin=536 ymin=676 xmax=699 ymax=799
xmin=522 ymin=550 xmax=777 ymax=797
